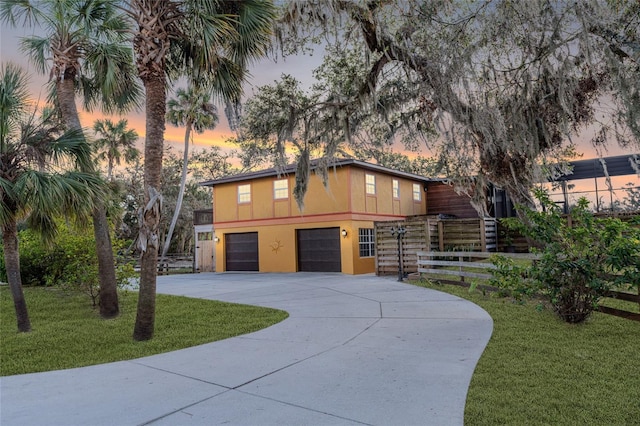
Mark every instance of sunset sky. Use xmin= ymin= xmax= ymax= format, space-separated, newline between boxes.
xmin=0 ymin=23 xmax=324 ymax=155
xmin=1 ymin=19 xmax=638 ymax=204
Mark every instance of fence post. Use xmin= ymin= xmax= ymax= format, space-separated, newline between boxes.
xmin=480 ymin=219 xmax=487 ymax=251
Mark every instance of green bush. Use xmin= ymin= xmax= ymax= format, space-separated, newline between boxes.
xmin=1 ymin=221 xmax=137 ymax=306
xmin=1 ymin=229 xmax=54 ymax=286
xmin=488 ymin=254 xmax=533 ymax=301
xmin=494 ymin=189 xmax=640 ymax=323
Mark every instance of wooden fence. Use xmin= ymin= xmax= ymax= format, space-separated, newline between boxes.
xmin=131 ymin=254 xmax=194 ymax=275
xmin=497 ymin=210 xmax=640 ymax=253
xmin=375 ymin=216 xmax=497 ymax=276
xmin=597 ymin=289 xmax=640 ymax=321
xmin=415 ymin=251 xmax=639 ymax=322
xmin=375 ymin=219 xmax=431 ymax=276
xmin=416 ymin=250 xmax=538 ymax=283
xmin=436 ymin=218 xmax=497 ymax=251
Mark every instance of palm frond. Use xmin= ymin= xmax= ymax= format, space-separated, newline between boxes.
xmin=17 ymin=169 xmax=103 ymax=242
xmin=0 ymin=63 xmax=30 ymax=148
xmin=83 ymin=42 xmax=142 ymax=113
xmin=19 ymin=36 xmax=52 ymax=75
xmin=48 ymin=127 xmax=94 ymax=170
xmin=166 ymin=84 xmax=219 ymax=132
xmin=0 ymin=0 xmax=46 ymax=27
xmin=205 ymin=56 xmax=244 ymax=103
xmin=228 ymin=0 xmax=275 ymax=67
xmin=0 ymin=176 xmax=19 ymax=226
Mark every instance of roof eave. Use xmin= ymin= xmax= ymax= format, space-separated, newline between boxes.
xmin=200 ymin=158 xmax=438 ymax=187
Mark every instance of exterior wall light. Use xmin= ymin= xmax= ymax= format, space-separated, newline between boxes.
xmin=214 ymin=236 xmax=220 ymax=243
xmin=341 ymin=229 xmax=348 ymax=238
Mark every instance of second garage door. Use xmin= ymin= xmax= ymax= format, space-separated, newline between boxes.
xmin=225 ymin=232 xmax=259 ymax=271
xmin=297 ymin=227 xmax=342 ymax=272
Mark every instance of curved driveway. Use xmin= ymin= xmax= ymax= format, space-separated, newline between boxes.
xmin=1 ymin=273 xmax=492 ymax=426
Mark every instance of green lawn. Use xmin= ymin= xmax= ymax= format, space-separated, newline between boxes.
xmin=0 ymin=285 xmax=288 ymax=376
xmin=410 ymin=278 xmax=640 ymax=426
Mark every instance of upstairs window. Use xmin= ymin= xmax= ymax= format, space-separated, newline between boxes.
xmin=366 ymin=174 xmax=376 ymax=195
xmin=359 ymin=228 xmax=375 ymax=257
xmin=412 ymin=183 xmax=422 ymax=201
xmin=274 ymin=179 xmax=289 ymax=200
xmin=238 ymin=184 xmax=251 ymax=203
xmin=392 ymin=179 xmax=400 ymax=199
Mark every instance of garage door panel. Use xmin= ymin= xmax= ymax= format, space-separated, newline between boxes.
xmin=297 ymin=228 xmax=341 ymax=272
xmin=225 ymin=232 xmax=259 ymax=271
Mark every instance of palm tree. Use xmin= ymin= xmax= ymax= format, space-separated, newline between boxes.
xmin=93 ymin=118 xmax=139 ymax=181
xmin=123 ymin=0 xmax=275 ymax=341
xmin=0 ymin=63 xmax=104 ymax=332
xmin=1 ymin=0 xmax=141 ymax=319
xmin=161 ymin=85 xmax=218 ymax=264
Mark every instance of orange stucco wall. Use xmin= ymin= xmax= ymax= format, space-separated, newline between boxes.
xmin=213 ymin=219 xmax=378 ymax=274
xmin=211 ymin=164 xmax=427 ymax=274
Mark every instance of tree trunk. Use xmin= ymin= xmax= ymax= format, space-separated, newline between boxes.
xmin=57 ymin=77 xmax=119 ymax=318
xmin=160 ymin=124 xmax=192 ymax=263
xmin=2 ymin=221 xmax=31 ymax=332
xmin=133 ymin=76 xmax=166 ymax=341
xmin=94 ymin=208 xmax=119 ymax=318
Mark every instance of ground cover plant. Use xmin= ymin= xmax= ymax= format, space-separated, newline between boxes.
xmin=0 ymin=286 xmax=288 ymax=376
xmin=410 ymin=278 xmax=640 ymax=425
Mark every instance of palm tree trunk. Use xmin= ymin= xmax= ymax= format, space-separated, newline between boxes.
xmin=133 ymin=76 xmax=166 ymax=341
xmin=2 ymin=221 xmax=31 ymax=332
xmin=93 ymin=208 xmax=119 ymax=317
xmin=57 ymin=77 xmax=119 ymax=319
xmin=160 ymin=124 xmax=192 ymax=263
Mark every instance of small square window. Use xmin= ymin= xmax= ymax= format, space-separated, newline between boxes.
xmin=366 ymin=174 xmax=376 ymax=195
xmin=238 ymin=184 xmax=251 ymax=203
xmin=412 ymin=183 xmax=422 ymax=202
xmin=359 ymin=228 xmax=375 ymax=257
xmin=392 ymin=179 xmax=400 ymax=199
xmin=197 ymin=232 xmax=213 ymax=241
xmin=274 ymin=179 xmax=288 ymax=199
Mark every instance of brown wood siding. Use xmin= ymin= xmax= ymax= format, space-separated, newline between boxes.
xmin=426 ymin=183 xmax=478 ymax=218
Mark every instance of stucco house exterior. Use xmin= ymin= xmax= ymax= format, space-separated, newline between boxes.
xmin=200 ymin=159 xmax=433 ymax=274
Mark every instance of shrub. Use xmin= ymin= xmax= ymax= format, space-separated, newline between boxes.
xmin=3 ymin=229 xmax=54 ymax=286
xmin=494 ymin=189 xmax=640 ymax=323
xmin=488 ymin=254 xmax=533 ymax=302
xmin=46 ymin=222 xmax=137 ymax=306
xmin=3 ymin=220 xmax=137 ymax=306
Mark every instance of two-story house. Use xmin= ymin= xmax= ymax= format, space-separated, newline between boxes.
xmin=200 ymin=159 xmax=434 ymax=274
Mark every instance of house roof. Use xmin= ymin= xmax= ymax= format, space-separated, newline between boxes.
xmin=553 ymin=154 xmax=640 ymax=181
xmin=200 ymin=158 xmax=439 ymax=187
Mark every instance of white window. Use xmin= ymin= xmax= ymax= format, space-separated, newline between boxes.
xmin=392 ymin=179 xmax=400 ymax=199
xmin=366 ymin=174 xmax=376 ymax=195
xmin=238 ymin=184 xmax=251 ymax=203
xmin=274 ymin=179 xmax=288 ymax=200
xmin=412 ymin=183 xmax=422 ymax=201
xmin=359 ymin=228 xmax=375 ymax=257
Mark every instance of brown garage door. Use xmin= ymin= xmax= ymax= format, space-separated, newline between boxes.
xmin=225 ymin=232 xmax=259 ymax=271
xmin=297 ymin=228 xmax=341 ymax=272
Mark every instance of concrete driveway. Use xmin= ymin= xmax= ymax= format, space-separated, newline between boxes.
xmin=0 ymin=273 xmax=493 ymax=426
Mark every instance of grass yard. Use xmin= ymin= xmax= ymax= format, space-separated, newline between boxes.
xmin=410 ymin=278 xmax=640 ymax=426
xmin=0 ymin=285 xmax=288 ymax=376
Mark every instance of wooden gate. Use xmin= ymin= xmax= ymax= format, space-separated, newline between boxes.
xmin=375 ymin=216 xmax=497 ymax=276
xmin=196 ymin=240 xmax=215 ymax=272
